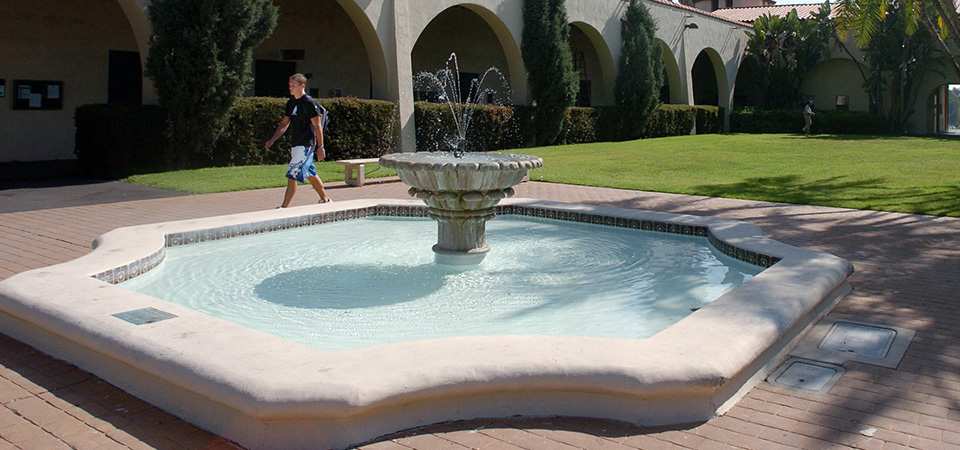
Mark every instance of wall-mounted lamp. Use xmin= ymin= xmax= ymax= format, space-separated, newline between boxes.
xmin=684 ymin=23 xmax=699 ymax=29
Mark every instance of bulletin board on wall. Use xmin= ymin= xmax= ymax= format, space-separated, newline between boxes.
xmin=13 ymin=80 xmax=63 ymax=110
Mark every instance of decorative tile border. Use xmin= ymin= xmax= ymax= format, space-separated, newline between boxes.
xmin=93 ymin=247 xmax=165 ymax=285
xmin=94 ymin=204 xmax=779 ymax=285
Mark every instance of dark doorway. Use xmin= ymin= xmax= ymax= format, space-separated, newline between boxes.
xmin=108 ymin=50 xmax=142 ymax=105
xmin=255 ymin=60 xmax=297 ymax=97
xmin=692 ymin=52 xmax=718 ymax=106
xmin=577 ymin=80 xmax=592 ymax=107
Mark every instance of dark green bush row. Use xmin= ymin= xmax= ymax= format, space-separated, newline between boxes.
xmin=414 ymin=101 xmax=526 ymax=152
xmin=730 ymin=107 xmax=884 ymax=134
xmin=212 ymin=97 xmax=397 ymax=165
xmin=563 ymin=104 xmax=716 ymax=143
xmin=75 ymin=97 xmax=397 ymax=178
xmin=415 ymin=102 xmax=721 ymax=151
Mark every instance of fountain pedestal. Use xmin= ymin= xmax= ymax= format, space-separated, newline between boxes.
xmin=380 ymin=152 xmax=543 ymax=265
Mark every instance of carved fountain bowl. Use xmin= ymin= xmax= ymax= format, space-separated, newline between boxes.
xmin=379 ymin=152 xmax=543 ymax=194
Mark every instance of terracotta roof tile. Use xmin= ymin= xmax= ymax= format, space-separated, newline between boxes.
xmin=711 ymin=3 xmax=837 ymax=23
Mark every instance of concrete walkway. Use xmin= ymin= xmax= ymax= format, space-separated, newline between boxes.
xmin=1 ymin=178 xmax=958 ymax=449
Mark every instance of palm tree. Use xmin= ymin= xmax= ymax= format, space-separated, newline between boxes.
xmin=835 ymin=0 xmax=960 ymax=80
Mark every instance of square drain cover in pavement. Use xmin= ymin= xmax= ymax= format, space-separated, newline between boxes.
xmin=768 ymin=358 xmax=844 ymax=394
xmin=789 ymin=318 xmax=915 ymax=369
xmin=819 ymin=321 xmax=895 ymax=358
xmin=113 ymin=307 xmax=177 ymax=325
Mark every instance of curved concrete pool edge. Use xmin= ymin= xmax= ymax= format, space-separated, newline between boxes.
xmin=0 ymin=198 xmax=853 ymax=450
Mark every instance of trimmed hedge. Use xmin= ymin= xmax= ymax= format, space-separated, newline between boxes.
xmin=730 ymin=107 xmax=884 ymax=134
xmin=414 ymin=101 xmax=525 ymax=152
xmin=75 ymin=97 xmax=397 ymax=178
xmin=213 ymin=97 xmax=397 ymax=165
xmin=417 ymin=102 xmax=719 ymax=150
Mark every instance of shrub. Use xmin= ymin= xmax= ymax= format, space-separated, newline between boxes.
xmin=730 ymin=107 xmax=884 ymax=134
xmin=562 ymin=104 xmax=702 ymax=142
xmin=415 ymin=102 xmax=525 ymax=152
xmin=75 ymin=97 xmax=398 ymax=178
xmin=643 ymin=105 xmax=697 ymax=138
xmin=522 ymin=0 xmax=579 ymax=145
xmin=615 ymin=0 xmax=664 ymax=139
xmin=695 ymin=105 xmax=723 ymax=134
xmin=144 ymin=0 xmax=278 ymax=165
xmin=558 ymin=107 xmax=599 ymax=144
xmin=211 ymin=96 xmax=397 ymax=164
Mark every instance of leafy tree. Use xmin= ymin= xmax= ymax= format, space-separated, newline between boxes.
xmin=521 ymin=0 xmax=579 ymax=146
xmin=615 ymin=0 xmax=664 ymax=140
xmin=745 ymin=9 xmax=831 ymax=109
xmin=836 ymin=0 xmax=960 ymax=80
xmin=145 ymin=0 xmax=278 ymax=167
xmin=834 ymin=0 xmax=940 ymax=132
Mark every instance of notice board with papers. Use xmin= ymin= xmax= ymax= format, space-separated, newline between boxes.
xmin=13 ymin=80 xmax=63 ymax=110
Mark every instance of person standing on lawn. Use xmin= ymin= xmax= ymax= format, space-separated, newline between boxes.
xmin=265 ymin=73 xmax=332 ymax=207
xmin=802 ymin=100 xmax=815 ymax=134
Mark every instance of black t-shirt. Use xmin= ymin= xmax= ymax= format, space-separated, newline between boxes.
xmin=285 ymin=95 xmax=321 ymax=147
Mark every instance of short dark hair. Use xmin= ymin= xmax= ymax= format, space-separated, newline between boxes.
xmin=289 ymin=73 xmax=308 ymax=86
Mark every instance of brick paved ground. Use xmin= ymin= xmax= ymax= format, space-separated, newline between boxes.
xmin=1 ymin=178 xmax=958 ymax=449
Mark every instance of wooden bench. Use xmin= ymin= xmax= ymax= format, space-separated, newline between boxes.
xmin=336 ymin=158 xmax=380 ymax=187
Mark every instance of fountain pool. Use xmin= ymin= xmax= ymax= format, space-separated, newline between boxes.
xmin=0 ymin=198 xmax=853 ymax=450
xmin=119 ymin=215 xmax=762 ymax=351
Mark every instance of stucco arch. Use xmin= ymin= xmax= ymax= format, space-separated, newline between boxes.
xmin=407 ymin=2 xmax=526 ymax=103
xmin=325 ymin=0 xmax=391 ymax=99
xmin=658 ymin=39 xmax=682 ymax=104
xmin=691 ymin=47 xmax=728 ymax=109
xmin=569 ymin=22 xmax=616 ymax=106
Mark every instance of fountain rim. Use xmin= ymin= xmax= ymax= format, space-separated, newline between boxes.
xmin=0 ymin=198 xmax=853 ymax=450
xmin=379 ymin=152 xmax=543 ymax=172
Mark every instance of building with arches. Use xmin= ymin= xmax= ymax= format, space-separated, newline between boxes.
xmin=1 ymin=0 xmax=956 ymax=164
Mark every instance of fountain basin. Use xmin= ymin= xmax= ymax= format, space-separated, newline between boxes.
xmin=0 ymin=198 xmax=853 ymax=450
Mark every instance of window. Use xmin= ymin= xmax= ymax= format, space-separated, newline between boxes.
xmin=836 ymin=95 xmax=849 ymax=111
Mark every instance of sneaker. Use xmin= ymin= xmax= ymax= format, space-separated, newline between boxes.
xmin=275 ymin=206 xmax=284 ymax=209
xmin=319 ymin=198 xmax=333 ymax=204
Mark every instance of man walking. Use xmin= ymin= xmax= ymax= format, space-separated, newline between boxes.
xmin=265 ymin=73 xmax=332 ymax=207
xmin=802 ymin=100 xmax=815 ymax=134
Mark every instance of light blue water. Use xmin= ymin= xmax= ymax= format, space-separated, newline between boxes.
xmin=121 ymin=216 xmax=762 ymax=351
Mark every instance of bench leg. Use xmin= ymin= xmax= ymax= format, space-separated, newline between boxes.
xmin=344 ymin=164 xmax=365 ymax=187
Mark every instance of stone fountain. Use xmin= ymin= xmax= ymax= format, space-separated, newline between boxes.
xmin=381 ymin=54 xmax=542 ymax=265
xmin=379 ymin=152 xmax=542 ymax=265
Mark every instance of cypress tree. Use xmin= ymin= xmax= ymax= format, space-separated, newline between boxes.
xmin=521 ymin=0 xmax=580 ymax=146
xmin=145 ymin=0 xmax=278 ymax=167
xmin=615 ymin=0 xmax=664 ymax=139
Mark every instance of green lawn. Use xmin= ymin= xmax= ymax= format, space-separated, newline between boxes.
xmin=523 ymin=134 xmax=960 ymax=217
xmin=125 ymin=162 xmax=396 ymax=194
xmin=125 ymin=134 xmax=960 ymax=217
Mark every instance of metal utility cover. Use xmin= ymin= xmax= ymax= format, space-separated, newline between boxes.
xmin=769 ymin=358 xmax=845 ymax=394
xmin=789 ymin=318 xmax=915 ymax=369
xmin=113 ymin=307 xmax=177 ymax=325
xmin=818 ymin=321 xmax=896 ymax=359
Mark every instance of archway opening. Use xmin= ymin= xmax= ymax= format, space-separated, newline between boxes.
xmin=733 ymin=57 xmax=761 ymax=109
xmin=692 ymin=51 xmax=718 ymax=106
xmin=255 ymin=0 xmax=373 ymax=99
xmin=412 ymin=5 xmax=510 ymax=101
xmin=659 ymin=40 xmax=681 ymax=104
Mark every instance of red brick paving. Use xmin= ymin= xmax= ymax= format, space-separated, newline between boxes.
xmin=1 ymin=179 xmax=958 ymax=449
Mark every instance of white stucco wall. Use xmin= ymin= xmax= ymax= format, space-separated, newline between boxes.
xmin=0 ymin=0 xmax=140 ymax=162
